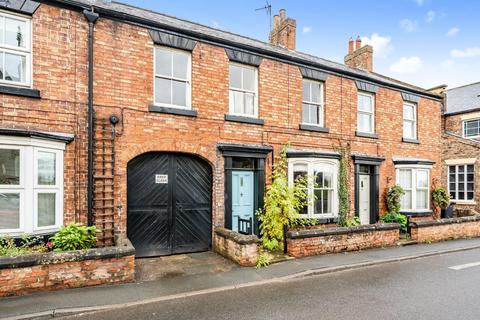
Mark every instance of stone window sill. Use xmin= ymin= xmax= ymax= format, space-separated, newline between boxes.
xmin=149 ymin=105 xmax=197 ymax=117
xmin=224 ymin=114 xmax=264 ymax=125
xmin=355 ymin=131 xmax=378 ymax=139
xmin=0 ymin=85 xmax=40 ymax=99
xmin=299 ymin=124 xmax=330 ymax=133
xmin=402 ymin=138 xmax=420 ymax=144
xmin=400 ymin=210 xmax=433 ymax=217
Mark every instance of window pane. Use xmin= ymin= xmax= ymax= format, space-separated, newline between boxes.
xmin=358 ymin=113 xmax=372 ymax=133
xmin=5 ymin=17 xmax=27 ymax=48
xmin=0 ymin=17 xmax=4 ymax=44
xmin=399 ymin=169 xmax=412 ymax=188
xmin=302 ymin=103 xmax=310 ymax=123
xmin=229 ymin=64 xmax=242 ymax=89
xmin=37 ymin=151 xmax=56 ymax=185
xmin=324 ymin=172 xmax=332 ymax=188
xmin=155 ymin=77 xmax=171 ymax=104
xmin=311 ymin=82 xmax=320 ymax=103
xmin=38 ymin=193 xmax=55 ymax=227
xmin=0 ymin=52 xmax=3 ymax=80
xmin=314 ymin=189 xmax=323 ymax=214
xmin=0 ymin=149 xmax=20 ymax=185
xmin=417 ymin=170 xmax=428 ymax=188
xmin=172 ymin=80 xmax=186 ymax=106
xmin=0 ymin=193 xmax=19 ymax=229
xmin=323 ymin=190 xmax=332 ymax=214
xmin=449 ymin=166 xmax=455 ymax=174
xmin=467 ymin=165 xmax=474 ymax=173
xmin=416 ymin=190 xmax=428 ymax=209
xmin=172 ymin=52 xmax=188 ymax=79
xmin=155 ymin=49 xmax=172 ymax=77
xmin=315 ymin=171 xmax=324 ymax=188
xmin=243 ymin=67 xmax=255 ymax=92
xmin=401 ymin=190 xmax=412 ymax=210
xmin=403 ymin=121 xmax=414 ymax=139
xmin=4 ymin=53 xmax=26 ymax=83
xmin=358 ymin=94 xmax=373 ymax=112
xmin=232 ymin=158 xmax=254 ymax=169
xmin=468 ymin=192 xmax=474 ymax=200
xmin=233 ymin=91 xmax=244 ymax=114
xmin=302 ymin=81 xmax=310 ymax=102
xmin=244 ymin=93 xmax=255 ymax=116
xmin=403 ymin=104 xmax=415 ymax=120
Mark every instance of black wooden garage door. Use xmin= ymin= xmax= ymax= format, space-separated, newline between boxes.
xmin=127 ymin=153 xmax=212 ymax=257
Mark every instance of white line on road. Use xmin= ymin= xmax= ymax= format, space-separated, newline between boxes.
xmin=449 ymin=261 xmax=480 ymax=270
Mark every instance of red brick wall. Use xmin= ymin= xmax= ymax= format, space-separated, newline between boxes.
xmin=287 ymin=225 xmax=400 ymax=258
xmin=0 ymin=255 xmax=134 ymax=297
xmin=213 ymin=228 xmax=259 ymax=267
xmin=410 ymin=217 xmax=480 ymax=242
xmin=88 ymin=12 xmax=442 ymax=235
xmin=0 ymin=5 xmax=89 ymax=225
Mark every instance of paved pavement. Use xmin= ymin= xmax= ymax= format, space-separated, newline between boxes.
xmin=61 ymin=248 xmax=480 ymax=320
xmin=2 ymin=238 xmax=480 ymax=319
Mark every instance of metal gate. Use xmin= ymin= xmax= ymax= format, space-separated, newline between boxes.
xmin=127 ymin=153 xmax=212 ymax=257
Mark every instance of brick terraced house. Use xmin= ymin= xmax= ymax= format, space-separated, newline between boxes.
xmin=0 ymin=0 xmax=443 ymax=257
xmin=442 ymin=82 xmax=480 ymax=214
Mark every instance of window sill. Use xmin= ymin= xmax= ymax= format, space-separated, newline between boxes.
xmin=299 ymin=124 xmax=330 ymax=133
xmin=224 ymin=114 xmax=264 ymax=125
xmin=149 ymin=105 xmax=197 ymax=117
xmin=402 ymin=138 xmax=420 ymax=144
xmin=355 ymin=131 xmax=378 ymax=139
xmin=451 ymin=200 xmax=476 ymax=205
xmin=400 ymin=210 xmax=433 ymax=217
xmin=0 ymin=85 xmax=41 ymax=99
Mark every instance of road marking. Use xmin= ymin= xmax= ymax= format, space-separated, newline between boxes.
xmin=449 ymin=261 xmax=480 ymax=270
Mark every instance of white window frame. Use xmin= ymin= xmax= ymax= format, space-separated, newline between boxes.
xmin=357 ymin=92 xmax=375 ymax=134
xmin=395 ymin=165 xmax=431 ymax=212
xmin=0 ymin=10 xmax=32 ymax=87
xmin=448 ymin=164 xmax=475 ymax=204
xmin=288 ymin=158 xmax=339 ymax=218
xmin=153 ymin=46 xmax=192 ymax=109
xmin=301 ymin=79 xmax=325 ymax=127
xmin=228 ymin=62 xmax=258 ymax=118
xmin=463 ymin=119 xmax=480 ymax=139
xmin=0 ymin=136 xmax=65 ymax=236
xmin=403 ymin=102 xmax=417 ymax=140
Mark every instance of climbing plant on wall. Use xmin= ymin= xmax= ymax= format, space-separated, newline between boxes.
xmin=335 ymin=145 xmax=351 ymax=227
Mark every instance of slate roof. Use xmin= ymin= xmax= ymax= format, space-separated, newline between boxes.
xmin=445 ymin=82 xmax=480 ymax=115
xmin=12 ymin=0 xmax=441 ymax=99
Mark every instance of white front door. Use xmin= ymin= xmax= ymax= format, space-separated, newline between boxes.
xmin=359 ymin=175 xmax=370 ymax=225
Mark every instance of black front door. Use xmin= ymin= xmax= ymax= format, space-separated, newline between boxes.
xmin=127 ymin=153 xmax=212 ymax=257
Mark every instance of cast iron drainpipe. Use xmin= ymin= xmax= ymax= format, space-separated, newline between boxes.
xmin=84 ymin=9 xmax=99 ymax=227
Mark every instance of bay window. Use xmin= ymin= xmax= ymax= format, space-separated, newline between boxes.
xmin=0 ymin=137 xmax=64 ymax=236
xmin=396 ymin=167 xmax=430 ymax=212
xmin=449 ymin=164 xmax=475 ymax=202
xmin=0 ymin=11 xmax=31 ymax=86
xmin=229 ymin=63 xmax=258 ymax=117
xmin=288 ymin=158 xmax=339 ymax=218
xmin=357 ymin=92 xmax=375 ymax=134
xmin=302 ymin=79 xmax=324 ymax=126
xmin=154 ymin=46 xmax=191 ymax=108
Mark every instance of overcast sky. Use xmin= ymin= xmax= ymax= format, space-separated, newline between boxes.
xmin=121 ymin=0 xmax=479 ymax=90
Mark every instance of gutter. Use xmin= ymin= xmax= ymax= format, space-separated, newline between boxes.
xmin=84 ymin=8 xmax=99 ymax=227
xmin=46 ymin=0 xmax=442 ymax=101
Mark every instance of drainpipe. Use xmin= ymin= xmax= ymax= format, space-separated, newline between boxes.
xmin=84 ymin=9 xmax=99 ymax=226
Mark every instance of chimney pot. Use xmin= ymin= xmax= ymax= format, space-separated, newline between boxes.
xmin=348 ymin=37 xmax=354 ymax=54
xmin=269 ymin=9 xmax=296 ymax=50
xmin=355 ymin=36 xmax=362 ymax=50
xmin=279 ymin=9 xmax=286 ymax=21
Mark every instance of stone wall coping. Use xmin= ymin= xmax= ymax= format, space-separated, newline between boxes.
xmin=214 ymin=227 xmax=261 ymax=245
xmin=287 ymin=223 xmax=400 ymax=239
xmin=0 ymin=243 xmax=135 ymax=270
xmin=410 ymin=215 xmax=480 ymax=228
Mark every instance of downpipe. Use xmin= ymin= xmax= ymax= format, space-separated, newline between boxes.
xmin=84 ymin=9 xmax=99 ymax=226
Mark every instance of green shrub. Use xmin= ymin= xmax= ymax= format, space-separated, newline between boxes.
xmin=255 ymin=254 xmax=271 ymax=268
xmin=0 ymin=236 xmax=47 ymax=257
xmin=432 ymin=187 xmax=450 ymax=209
xmin=386 ymin=185 xmax=405 ymax=215
xmin=344 ymin=216 xmax=361 ymax=227
xmin=50 ymin=224 xmax=97 ymax=251
xmin=381 ymin=212 xmax=408 ymax=233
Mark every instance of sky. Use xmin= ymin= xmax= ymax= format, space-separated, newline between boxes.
xmin=120 ymin=0 xmax=479 ymax=89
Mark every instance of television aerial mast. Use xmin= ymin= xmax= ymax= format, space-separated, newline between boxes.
xmin=255 ymin=1 xmax=272 ymax=33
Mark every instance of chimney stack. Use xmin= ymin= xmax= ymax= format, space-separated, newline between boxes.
xmin=344 ymin=36 xmax=373 ymax=72
xmin=269 ymin=9 xmax=296 ymax=51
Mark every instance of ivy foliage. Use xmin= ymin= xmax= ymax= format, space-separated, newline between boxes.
xmin=336 ymin=146 xmax=350 ymax=227
xmin=50 ymin=224 xmax=98 ymax=252
xmin=382 ymin=185 xmax=407 ymax=233
xmin=257 ymin=146 xmax=313 ymax=252
xmin=432 ymin=187 xmax=450 ymax=209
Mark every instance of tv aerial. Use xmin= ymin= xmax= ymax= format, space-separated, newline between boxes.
xmin=255 ymin=0 xmax=272 ymax=33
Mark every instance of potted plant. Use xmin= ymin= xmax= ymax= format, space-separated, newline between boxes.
xmin=432 ymin=187 xmax=452 ymax=218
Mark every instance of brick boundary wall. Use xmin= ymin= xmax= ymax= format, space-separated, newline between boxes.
xmin=0 ymin=242 xmax=135 ymax=297
xmin=410 ymin=215 xmax=480 ymax=243
xmin=286 ymin=223 xmax=400 ymax=258
xmin=213 ymin=227 xmax=260 ymax=267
